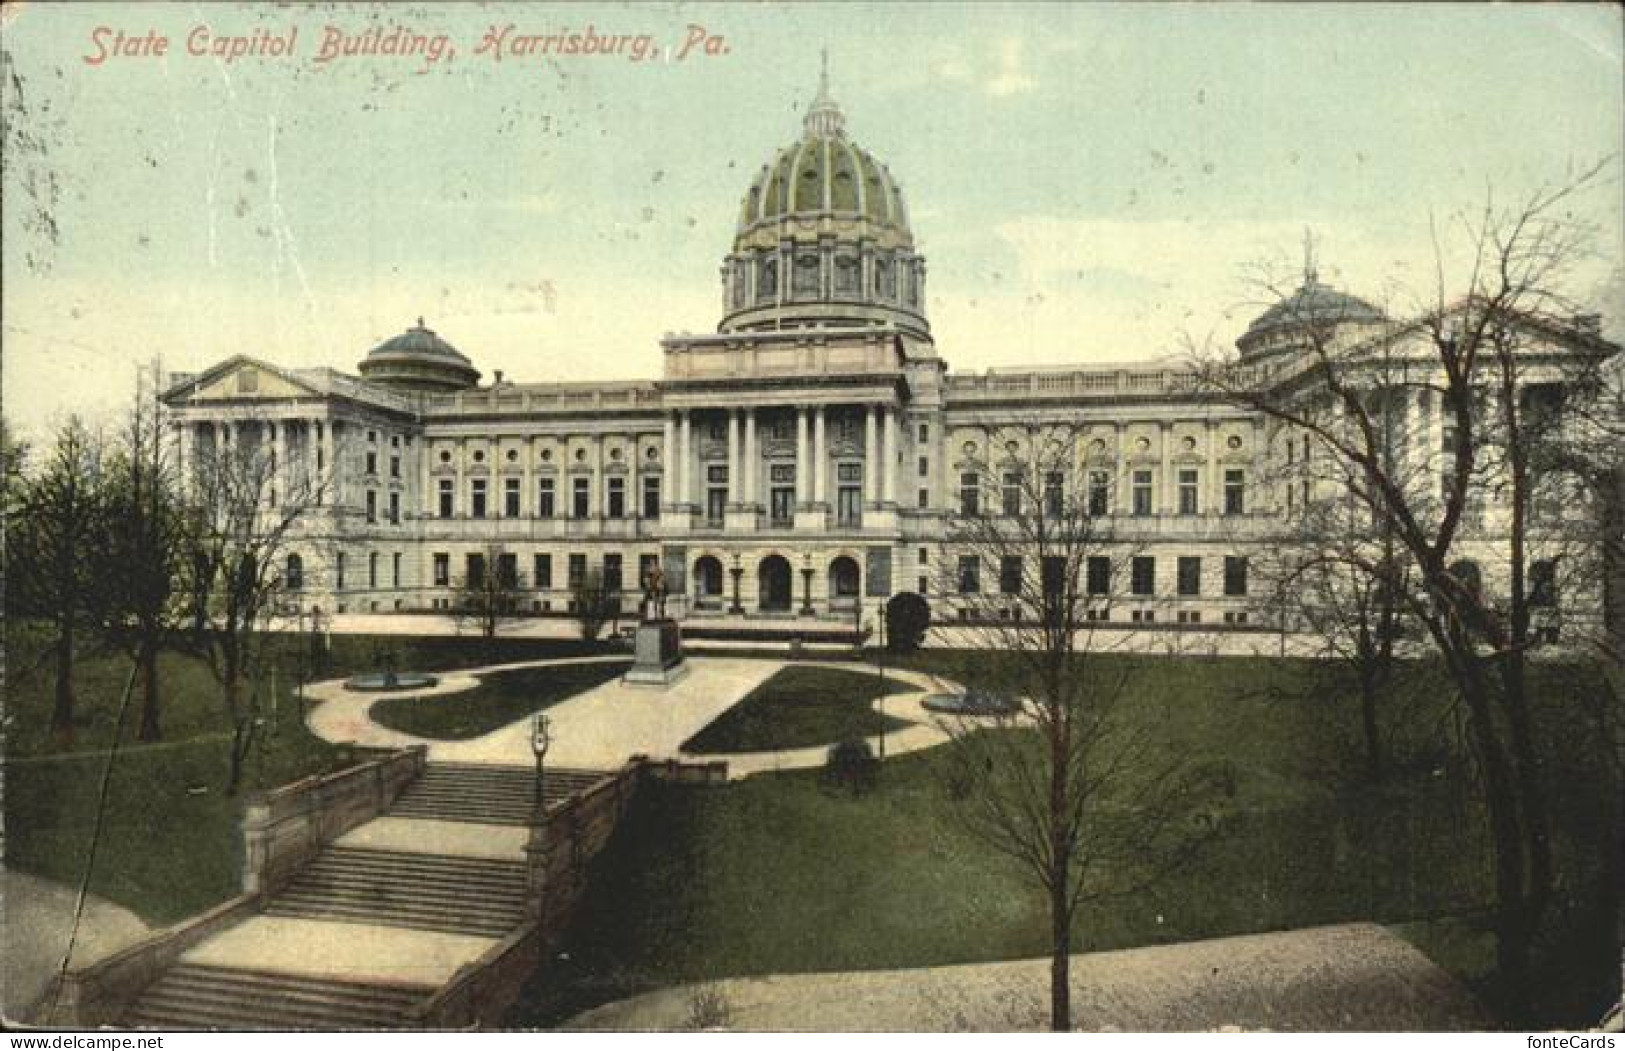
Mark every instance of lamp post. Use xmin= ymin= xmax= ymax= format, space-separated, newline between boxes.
xmin=530 ymin=712 xmax=553 ymax=816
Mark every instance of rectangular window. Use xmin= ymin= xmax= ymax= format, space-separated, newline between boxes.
xmin=707 ymin=465 xmax=728 ymax=525
xmin=1224 ymin=469 xmax=1246 ymax=515
xmin=771 ymin=485 xmax=794 ymax=525
xmin=1178 ymin=469 xmax=1199 ymax=515
xmin=607 ymin=477 xmax=626 ymax=519
xmin=572 ymin=477 xmax=590 ymax=519
xmin=392 ymin=551 xmax=400 ymax=587
xmin=1133 ymin=470 xmax=1153 ymax=516
xmin=365 ymin=451 xmax=378 ymax=476
xmin=1041 ymin=556 xmax=1066 ymax=599
xmin=918 ymin=456 xmax=929 ymax=478
xmin=505 ymin=478 xmax=521 ymax=518
xmin=999 ymin=555 xmax=1023 ymax=595
xmin=959 ymin=472 xmax=980 ymax=516
xmin=390 ymin=454 xmax=401 ymax=479
xmin=539 ymin=477 xmax=556 ymax=518
xmin=567 ymin=553 xmax=587 ymax=589
xmin=1001 ymin=471 xmax=1022 ymax=517
xmin=1224 ymin=556 xmax=1249 ymax=597
xmin=336 ymin=553 xmax=345 ymax=591
xmin=466 ymin=553 xmax=485 ymax=588
xmin=958 ymin=556 xmax=981 ymax=594
xmin=433 ymin=552 xmax=449 ymax=586
xmin=438 ymin=479 xmax=454 ymax=519
xmin=918 ymin=488 xmax=929 ymax=509
xmin=603 ymin=554 xmax=623 ymax=593
xmin=1177 ymin=556 xmax=1202 ymax=596
xmin=470 ymin=479 xmax=487 ymax=519
xmin=1088 ymin=471 xmax=1110 ymax=516
xmin=389 ymin=492 xmax=400 ymax=525
xmin=366 ymin=489 xmax=378 ymax=523
xmin=534 ymin=553 xmax=552 ymax=589
xmin=1043 ymin=471 xmax=1064 ymax=519
xmin=918 ymin=423 xmax=929 ymax=442
xmin=368 ymin=552 xmax=378 ymax=588
xmin=497 ymin=553 xmax=518 ymax=588
xmin=1131 ymin=556 xmax=1155 ymax=596
xmin=837 ymin=463 xmax=863 ymax=526
xmin=642 ymin=475 xmax=661 ymax=519
xmin=1086 ymin=556 xmax=1111 ymax=596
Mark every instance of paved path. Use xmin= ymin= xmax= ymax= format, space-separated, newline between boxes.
xmin=307 ymin=656 xmax=975 ymax=778
xmin=3 ymin=870 xmax=151 ymax=1024
xmin=567 ymin=923 xmax=1490 ymax=1032
xmin=179 ymin=916 xmax=492 ymax=989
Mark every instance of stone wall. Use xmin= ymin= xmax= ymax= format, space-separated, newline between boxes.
xmin=240 ymin=745 xmax=426 ymax=895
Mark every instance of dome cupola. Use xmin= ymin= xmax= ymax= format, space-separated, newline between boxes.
xmin=357 ymin=319 xmax=481 ymax=393
xmin=1236 ymin=248 xmax=1387 ymax=361
xmin=719 ymin=55 xmax=929 ymax=341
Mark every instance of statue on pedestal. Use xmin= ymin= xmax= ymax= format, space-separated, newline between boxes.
xmin=642 ymin=565 xmax=668 ymax=622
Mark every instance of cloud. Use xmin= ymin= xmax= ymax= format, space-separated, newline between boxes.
xmin=985 ymin=38 xmax=1036 ymax=99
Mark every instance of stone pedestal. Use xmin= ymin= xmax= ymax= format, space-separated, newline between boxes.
xmin=623 ymin=618 xmax=689 ymax=687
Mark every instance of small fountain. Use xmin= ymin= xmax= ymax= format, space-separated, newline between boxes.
xmin=343 ymin=648 xmax=439 ymax=692
xmin=921 ymin=688 xmax=1020 ymax=716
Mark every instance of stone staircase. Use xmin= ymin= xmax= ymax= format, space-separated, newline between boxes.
xmin=388 ymin=762 xmax=606 ymax=825
xmin=262 ymin=847 xmax=528 ymax=937
xmin=120 ymin=761 xmax=616 ymax=1028
xmin=122 ymin=964 xmax=430 ymax=1030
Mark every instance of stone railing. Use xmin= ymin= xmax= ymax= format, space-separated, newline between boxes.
xmin=947 ymin=367 xmax=1196 ymax=401
xmin=44 ymin=895 xmax=266 ymax=1027
xmin=241 ymin=746 xmax=426 ymax=895
xmin=408 ymin=922 xmax=543 ymax=1029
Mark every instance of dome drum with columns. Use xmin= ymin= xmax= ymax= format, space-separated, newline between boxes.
xmin=718 ymin=57 xmax=930 ymax=341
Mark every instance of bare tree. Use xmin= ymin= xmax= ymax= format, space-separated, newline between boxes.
xmin=570 ymin=566 xmax=618 ymax=642
xmin=1193 ymin=166 xmax=1619 ymax=1008
xmin=8 ymin=417 xmax=108 ymax=744
xmin=96 ymin=364 xmax=187 ymax=741
xmin=936 ymin=423 xmax=1212 ymax=1031
xmin=455 ymin=543 xmax=526 ymax=651
xmin=182 ymin=416 xmax=321 ymax=794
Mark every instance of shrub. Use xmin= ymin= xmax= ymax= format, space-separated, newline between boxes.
xmin=822 ymin=738 xmax=879 ymax=795
xmin=684 ymin=985 xmax=733 ymax=1030
xmin=885 ymin=592 xmax=930 ymax=654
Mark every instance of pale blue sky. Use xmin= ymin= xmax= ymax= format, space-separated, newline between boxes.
xmin=3 ymin=2 xmax=1621 ymax=441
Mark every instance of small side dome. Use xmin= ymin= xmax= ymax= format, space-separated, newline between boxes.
xmin=1236 ymin=274 xmax=1386 ymax=360
xmin=357 ymin=319 xmax=480 ymax=393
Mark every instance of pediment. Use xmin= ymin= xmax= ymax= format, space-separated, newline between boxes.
xmin=168 ymin=356 xmax=323 ymax=404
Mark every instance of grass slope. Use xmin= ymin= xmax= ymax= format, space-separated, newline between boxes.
xmin=368 ymin=659 xmax=630 ymax=740
xmin=681 ymin=665 xmax=917 ymax=754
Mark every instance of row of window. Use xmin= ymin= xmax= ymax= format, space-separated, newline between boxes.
xmin=432 ymin=551 xmax=659 ymax=593
xmin=957 ymin=469 xmax=1248 ymax=518
xmin=437 ymin=475 xmax=664 ymax=520
xmin=956 ymin=554 xmax=1250 ymax=598
xmin=287 ymin=551 xmax=403 ymax=592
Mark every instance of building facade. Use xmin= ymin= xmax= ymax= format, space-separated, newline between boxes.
xmin=162 ymin=74 xmax=1616 ymax=634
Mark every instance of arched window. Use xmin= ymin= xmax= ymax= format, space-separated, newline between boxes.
xmin=286 ymin=553 xmax=304 ymax=591
xmin=758 ymin=257 xmax=778 ymax=300
xmin=834 ymin=254 xmax=859 ymax=295
xmin=793 ymin=252 xmax=820 ymax=297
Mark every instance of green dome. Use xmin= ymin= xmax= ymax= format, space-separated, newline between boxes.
xmin=358 ymin=319 xmax=480 ymax=393
xmin=734 ymin=71 xmax=912 ymax=243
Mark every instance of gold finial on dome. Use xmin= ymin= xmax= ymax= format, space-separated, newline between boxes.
xmin=804 ymin=49 xmax=845 ymax=138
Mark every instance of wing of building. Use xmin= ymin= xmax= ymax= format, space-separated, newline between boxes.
xmin=162 ymin=71 xmax=1619 ymax=636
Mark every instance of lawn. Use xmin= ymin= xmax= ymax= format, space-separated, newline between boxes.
xmin=509 ymin=652 xmax=1621 ymax=1030
xmin=368 ymin=659 xmax=631 ymax=740
xmin=2 ymin=624 xmax=616 ymax=924
xmin=681 ymin=665 xmax=917 ymax=754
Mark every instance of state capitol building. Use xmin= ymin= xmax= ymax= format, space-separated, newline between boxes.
xmin=161 ymin=72 xmax=1615 ymax=635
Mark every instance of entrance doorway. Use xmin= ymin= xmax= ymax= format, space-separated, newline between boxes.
xmin=694 ymin=556 xmax=724 ymax=611
xmin=829 ymin=556 xmax=861 ymax=614
xmin=758 ymin=555 xmax=792 ymax=613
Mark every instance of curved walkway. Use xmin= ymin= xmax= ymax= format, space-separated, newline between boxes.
xmin=304 ymin=656 xmax=983 ymax=779
xmin=4 ymin=871 xmax=150 ymax=1024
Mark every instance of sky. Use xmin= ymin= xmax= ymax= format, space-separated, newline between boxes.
xmin=3 ymin=1 xmax=1622 ymax=444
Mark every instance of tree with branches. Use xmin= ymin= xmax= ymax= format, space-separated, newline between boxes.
xmin=455 ymin=544 xmax=527 ymax=652
xmin=8 ymin=416 xmax=108 ymax=745
xmin=1194 ymin=165 xmax=1620 ymax=1010
xmin=182 ymin=416 xmax=322 ymax=794
xmin=936 ymin=422 xmax=1214 ymax=1031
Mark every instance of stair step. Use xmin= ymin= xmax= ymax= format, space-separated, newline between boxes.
xmin=294 ymin=869 xmax=526 ymax=897
xmin=166 ymin=964 xmax=429 ymax=1006
xmin=135 ymin=984 xmax=410 ymax=1027
xmin=317 ymin=849 xmax=525 ymax=878
xmin=264 ymin=901 xmax=514 ymax=936
xmin=277 ymin=884 xmax=525 ymax=913
xmin=127 ymin=995 xmax=406 ymax=1031
xmin=303 ymin=855 xmax=527 ymax=881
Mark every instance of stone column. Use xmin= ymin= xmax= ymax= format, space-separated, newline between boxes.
xmin=882 ymin=406 xmax=898 ymax=505
xmin=727 ymin=410 xmax=741 ymax=504
xmin=274 ymin=421 xmax=289 ymax=506
xmin=1114 ymin=422 xmax=1128 ymax=513
xmin=864 ymin=404 xmax=879 ymax=505
xmin=322 ymin=420 xmax=337 ymax=508
xmin=795 ymin=407 xmax=809 ymax=505
xmin=419 ymin=429 xmax=432 ymax=518
xmin=743 ymin=408 xmax=758 ymax=506
xmin=679 ymin=411 xmax=693 ymax=506
xmin=813 ymin=406 xmax=828 ymax=504
xmin=454 ymin=436 xmax=465 ymax=519
xmin=1205 ymin=420 xmax=1219 ymax=516
xmin=663 ymin=413 xmax=677 ymax=505
xmin=1159 ymin=421 xmax=1173 ymax=515
xmin=593 ymin=434 xmax=605 ymax=519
